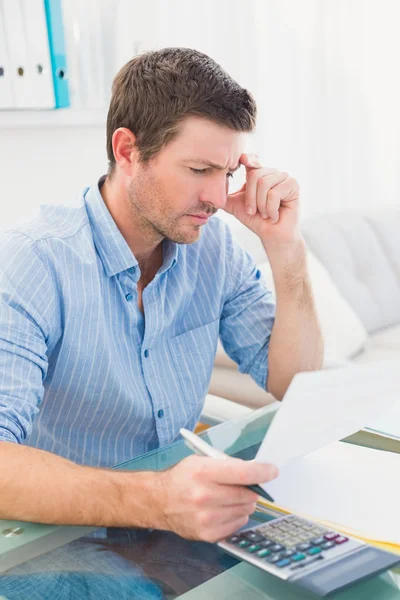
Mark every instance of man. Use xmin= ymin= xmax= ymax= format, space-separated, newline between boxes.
xmin=0 ymin=48 xmax=323 ymax=544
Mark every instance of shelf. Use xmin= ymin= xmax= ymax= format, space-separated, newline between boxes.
xmin=0 ymin=108 xmax=107 ymax=129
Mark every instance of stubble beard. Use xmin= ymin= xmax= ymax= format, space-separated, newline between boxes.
xmin=128 ymin=175 xmax=203 ymax=245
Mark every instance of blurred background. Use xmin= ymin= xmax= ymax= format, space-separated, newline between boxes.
xmin=0 ymin=0 xmax=399 ymax=231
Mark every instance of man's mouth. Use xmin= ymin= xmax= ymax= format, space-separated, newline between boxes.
xmin=186 ymin=213 xmax=210 ymax=222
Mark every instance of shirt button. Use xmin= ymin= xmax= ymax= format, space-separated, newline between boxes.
xmin=127 ymin=267 xmax=135 ymax=274
xmin=144 ymin=349 xmax=149 ymax=358
xmin=158 ymin=409 xmax=164 ymax=418
xmin=125 ymin=293 xmax=133 ymax=301
xmin=255 ymin=269 xmax=261 ymax=280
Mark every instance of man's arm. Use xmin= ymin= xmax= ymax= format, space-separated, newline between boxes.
xmin=265 ymin=238 xmax=323 ymax=400
xmin=224 ymin=153 xmax=324 ymax=400
xmin=0 ymin=440 xmax=277 ymax=543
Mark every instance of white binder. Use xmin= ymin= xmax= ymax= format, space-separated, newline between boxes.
xmin=1 ymin=0 xmax=32 ymax=108
xmin=21 ymin=0 xmax=55 ymax=108
xmin=0 ymin=0 xmax=15 ymax=108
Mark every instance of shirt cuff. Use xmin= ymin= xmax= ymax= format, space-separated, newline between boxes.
xmin=0 ymin=426 xmax=19 ymax=443
xmin=240 ymin=338 xmax=270 ymax=391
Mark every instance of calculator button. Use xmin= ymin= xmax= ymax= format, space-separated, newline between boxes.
xmin=257 ymin=548 xmax=271 ymax=558
xmin=248 ymin=544 xmax=261 ymax=553
xmin=297 ymin=542 xmax=312 ymax=551
xmin=321 ymin=541 xmax=335 ymax=550
xmin=291 ymin=553 xmax=306 ymax=562
xmin=270 ymin=544 xmax=284 ymax=553
xmin=267 ymin=554 xmax=283 ymax=563
xmin=281 ymin=549 xmax=295 ymax=558
xmin=308 ymin=547 xmax=322 ymax=556
xmin=259 ymin=539 xmax=273 ymax=548
xmin=335 ymin=536 xmax=349 ymax=544
xmin=241 ymin=531 xmax=265 ymax=543
xmin=311 ymin=537 xmax=325 ymax=546
xmin=272 ymin=535 xmax=286 ymax=543
xmin=290 ymin=555 xmax=324 ymax=571
xmin=276 ymin=558 xmax=291 ymax=568
xmin=239 ymin=540 xmax=250 ymax=548
xmin=227 ymin=535 xmax=240 ymax=544
xmin=324 ymin=532 xmax=339 ymax=541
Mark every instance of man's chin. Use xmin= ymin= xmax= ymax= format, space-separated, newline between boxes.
xmin=169 ymin=225 xmax=203 ymax=245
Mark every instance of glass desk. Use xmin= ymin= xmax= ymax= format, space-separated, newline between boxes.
xmin=1 ymin=402 xmax=400 ymax=599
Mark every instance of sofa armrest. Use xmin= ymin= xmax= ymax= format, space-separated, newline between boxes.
xmin=201 ymin=393 xmax=254 ymax=426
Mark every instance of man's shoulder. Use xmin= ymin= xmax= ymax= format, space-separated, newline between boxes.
xmin=6 ymin=197 xmax=90 ymax=245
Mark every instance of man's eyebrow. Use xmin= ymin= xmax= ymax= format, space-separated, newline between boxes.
xmin=185 ymin=158 xmax=241 ymax=172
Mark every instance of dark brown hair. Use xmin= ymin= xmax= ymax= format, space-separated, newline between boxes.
xmin=106 ymin=47 xmax=257 ymax=173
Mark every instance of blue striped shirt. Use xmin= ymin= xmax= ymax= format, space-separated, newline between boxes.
xmin=0 ymin=178 xmax=275 ymax=467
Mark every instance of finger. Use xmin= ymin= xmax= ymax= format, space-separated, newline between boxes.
xmin=205 ymin=457 xmax=279 ymax=486
xmin=219 ymin=503 xmax=257 ymax=525
xmin=201 ymin=504 xmax=255 ymax=532
xmin=206 ymin=515 xmax=250 ymax=543
xmin=267 ymin=177 xmax=298 ymax=223
xmin=256 ymin=172 xmax=288 ymax=218
xmin=239 ymin=153 xmax=262 ymax=172
xmin=211 ymin=486 xmax=260 ymax=506
xmin=245 ymin=167 xmax=278 ymax=216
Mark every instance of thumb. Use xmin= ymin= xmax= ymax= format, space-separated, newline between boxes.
xmin=224 ymin=183 xmax=246 ymax=215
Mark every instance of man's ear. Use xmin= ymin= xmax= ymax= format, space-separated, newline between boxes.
xmin=111 ymin=128 xmax=139 ymax=176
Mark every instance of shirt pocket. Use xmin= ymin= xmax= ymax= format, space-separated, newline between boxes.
xmin=168 ymin=319 xmax=220 ymax=405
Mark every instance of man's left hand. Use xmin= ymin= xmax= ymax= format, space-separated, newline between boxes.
xmin=224 ymin=153 xmax=301 ymax=246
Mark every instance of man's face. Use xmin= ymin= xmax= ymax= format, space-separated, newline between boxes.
xmin=128 ymin=116 xmax=246 ymax=244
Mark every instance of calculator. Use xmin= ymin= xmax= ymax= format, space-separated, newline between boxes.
xmin=219 ymin=513 xmax=400 ymax=596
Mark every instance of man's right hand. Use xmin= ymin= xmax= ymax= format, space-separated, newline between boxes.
xmin=155 ymin=455 xmax=278 ymax=543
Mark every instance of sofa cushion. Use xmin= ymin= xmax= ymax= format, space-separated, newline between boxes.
xmin=208 ymin=367 xmax=275 ymax=409
xmin=354 ymin=324 xmax=400 ymax=364
xmin=258 ymin=250 xmax=368 ymax=364
xmin=201 ymin=393 xmax=253 ymax=424
xmin=365 ymin=212 xmax=400 ymax=283
xmin=302 ymin=213 xmax=400 ymax=334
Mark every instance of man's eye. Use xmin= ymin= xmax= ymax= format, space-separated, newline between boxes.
xmin=190 ymin=168 xmax=208 ymax=175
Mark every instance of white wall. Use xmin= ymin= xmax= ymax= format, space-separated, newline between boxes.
xmin=0 ymin=125 xmax=107 ymax=228
xmin=1 ymin=0 xmax=399 ymax=232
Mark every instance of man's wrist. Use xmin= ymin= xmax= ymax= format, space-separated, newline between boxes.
xmin=114 ymin=469 xmax=166 ymax=529
xmin=262 ymin=236 xmax=307 ymax=273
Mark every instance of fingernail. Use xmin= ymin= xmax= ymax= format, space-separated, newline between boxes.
xmin=262 ymin=212 xmax=268 ymax=219
xmin=246 ymin=206 xmax=255 ymax=215
xmin=272 ymin=218 xmax=278 ymax=224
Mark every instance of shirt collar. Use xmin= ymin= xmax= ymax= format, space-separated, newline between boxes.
xmin=84 ymin=177 xmax=178 ymax=278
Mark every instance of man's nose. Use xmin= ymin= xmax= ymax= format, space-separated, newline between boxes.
xmin=200 ymin=179 xmax=228 ymax=211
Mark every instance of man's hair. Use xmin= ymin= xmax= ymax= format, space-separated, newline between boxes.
xmin=106 ymin=47 xmax=257 ymax=173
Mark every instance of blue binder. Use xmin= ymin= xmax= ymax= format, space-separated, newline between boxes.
xmin=44 ymin=0 xmax=70 ymax=108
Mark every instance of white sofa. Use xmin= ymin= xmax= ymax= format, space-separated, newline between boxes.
xmin=202 ymin=210 xmax=400 ymax=424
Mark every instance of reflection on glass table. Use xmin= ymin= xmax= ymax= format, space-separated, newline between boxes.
xmin=1 ymin=403 xmax=400 ymax=600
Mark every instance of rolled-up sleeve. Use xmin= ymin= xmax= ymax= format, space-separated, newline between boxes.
xmin=0 ymin=231 xmax=59 ymax=443
xmin=220 ymin=230 xmax=275 ymax=391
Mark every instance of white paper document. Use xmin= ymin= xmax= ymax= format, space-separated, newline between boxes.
xmin=367 ymin=401 xmax=400 ymax=440
xmin=264 ymin=441 xmax=400 ymax=545
xmin=256 ymin=360 xmax=400 ymax=468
